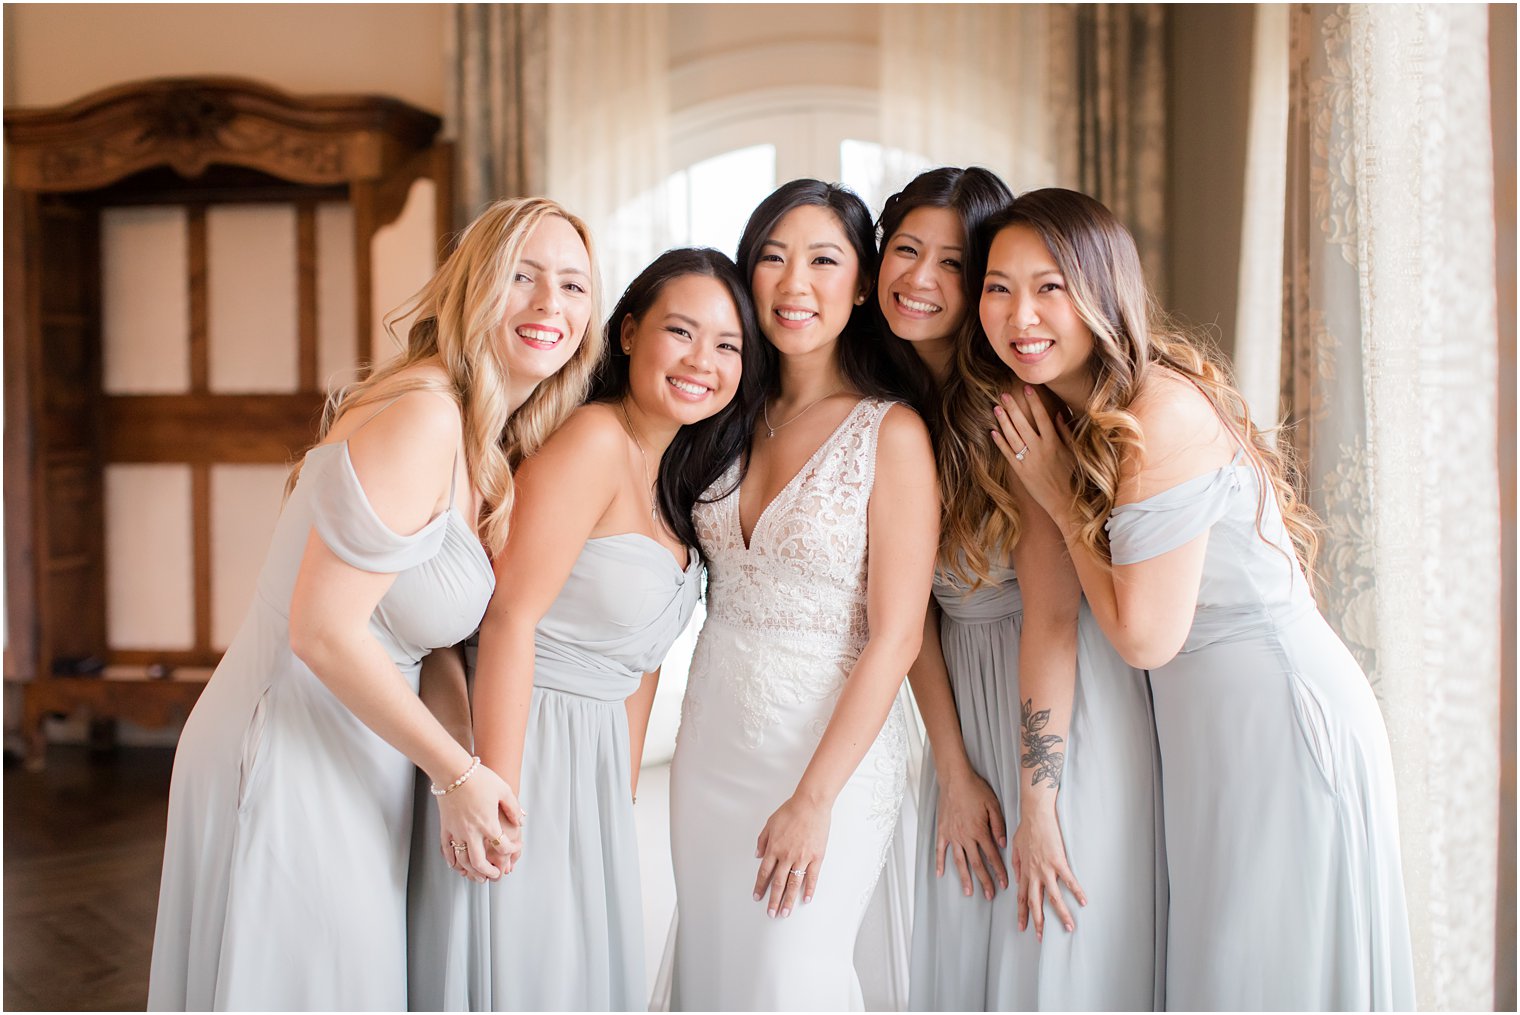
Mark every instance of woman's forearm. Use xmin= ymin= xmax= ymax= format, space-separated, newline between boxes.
xmin=1007 ymin=499 xmax=1082 ymax=811
xmin=1049 ymin=516 xmax=1126 ymax=648
xmin=294 ymin=624 xmax=474 ymax=787
xmin=470 ymin=612 xmax=539 ymax=794
xmin=905 ymin=602 xmax=974 ymax=781
xmin=794 ymin=632 xmax=920 ymax=808
xmin=1013 ymin=610 xmax=1079 ymax=812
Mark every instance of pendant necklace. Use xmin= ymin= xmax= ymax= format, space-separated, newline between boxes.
xmin=764 ymin=389 xmax=842 ymax=439
xmin=620 ymin=399 xmax=659 ymax=522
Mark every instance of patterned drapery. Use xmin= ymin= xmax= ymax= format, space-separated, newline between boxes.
xmin=1276 ymin=6 xmax=1501 ymax=1008
xmin=445 ymin=4 xmax=550 ymax=225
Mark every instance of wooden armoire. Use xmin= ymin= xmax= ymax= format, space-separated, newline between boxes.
xmin=4 ymin=77 xmax=454 ymax=764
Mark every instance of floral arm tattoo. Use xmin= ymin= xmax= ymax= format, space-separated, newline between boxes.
xmin=1020 ymin=698 xmax=1065 ymax=789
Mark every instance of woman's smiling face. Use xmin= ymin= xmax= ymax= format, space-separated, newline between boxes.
xmin=877 ymin=205 xmax=967 ymax=344
xmin=622 ymin=273 xmax=745 ymax=428
xmin=748 ymin=203 xmax=864 ymax=358
xmin=979 ymin=223 xmax=1096 ymax=390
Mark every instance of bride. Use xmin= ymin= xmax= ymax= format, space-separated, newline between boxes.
xmin=666 ymin=179 xmax=939 ymax=1010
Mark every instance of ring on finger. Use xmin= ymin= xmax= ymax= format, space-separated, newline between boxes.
xmin=449 ymin=840 xmax=467 ymax=852
xmin=788 ymin=867 xmax=807 ymax=879
xmin=1014 ymin=444 xmax=1030 ymax=462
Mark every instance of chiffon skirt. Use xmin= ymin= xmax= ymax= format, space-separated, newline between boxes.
xmin=909 ymin=604 xmax=1164 ymax=1011
xmin=1151 ymin=613 xmax=1414 ymax=1010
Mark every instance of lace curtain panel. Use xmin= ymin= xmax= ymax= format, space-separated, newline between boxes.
xmin=446 ymin=3 xmax=670 ymax=297
xmin=878 ymin=4 xmax=1167 ymax=286
xmin=1264 ymin=5 xmax=1501 ymax=1009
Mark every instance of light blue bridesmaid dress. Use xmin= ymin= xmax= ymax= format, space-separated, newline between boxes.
xmin=908 ymin=563 xmax=1164 ymax=1010
xmin=1107 ymin=449 xmax=1414 ymax=1011
xmin=408 ymin=533 xmax=700 ymax=1012
xmin=150 ymin=433 xmax=493 ymax=1011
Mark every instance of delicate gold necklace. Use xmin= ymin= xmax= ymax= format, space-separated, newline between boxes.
xmin=763 ymin=389 xmax=842 ymax=439
xmin=620 ymin=399 xmax=658 ymax=521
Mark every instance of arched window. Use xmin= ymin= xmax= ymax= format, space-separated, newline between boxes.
xmin=660 ymin=87 xmax=928 ymax=255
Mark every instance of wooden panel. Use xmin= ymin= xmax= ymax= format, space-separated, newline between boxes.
xmin=192 ymin=465 xmax=212 ymax=652
xmin=352 ymin=180 xmax=376 ymax=364
xmin=103 ymin=394 xmax=324 ymax=463
xmin=298 ymin=202 xmax=318 ymax=390
xmin=25 ymin=678 xmax=206 ymax=740
xmin=43 ymin=464 xmax=96 ymax=560
xmin=107 ymin=649 xmax=223 ymax=669
xmin=31 ymin=201 xmax=106 ymax=682
xmin=5 ymin=188 xmax=42 ymax=682
xmin=45 ymin=565 xmax=106 ymax=671
xmin=37 ymin=205 xmax=89 ymax=314
xmin=187 ymin=207 xmax=207 ymax=392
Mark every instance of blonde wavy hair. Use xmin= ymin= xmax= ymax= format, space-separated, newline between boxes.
xmin=288 ymin=197 xmax=604 ymax=555
xmin=984 ymin=188 xmax=1318 ymax=574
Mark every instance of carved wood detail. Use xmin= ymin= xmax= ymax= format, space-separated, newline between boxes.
xmin=6 ymin=78 xmax=441 ymax=193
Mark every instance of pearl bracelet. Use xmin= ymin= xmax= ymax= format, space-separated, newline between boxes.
xmin=430 ymin=756 xmax=481 ymax=797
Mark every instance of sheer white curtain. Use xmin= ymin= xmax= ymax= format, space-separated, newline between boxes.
xmin=1233 ymin=5 xmax=1290 ymax=428
xmin=446 ymin=3 xmax=670 ymax=301
xmin=877 ymin=5 xmax=1065 ymax=195
xmin=878 ymin=4 xmax=1167 ymax=283
xmin=542 ymin=4 xmax=671 ymax=303
xmin=1236 ymin=6 xmax=1502 ymax=1008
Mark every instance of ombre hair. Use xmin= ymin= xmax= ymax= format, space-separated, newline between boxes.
xmin=290 ymin=197 xmax=604 ymax=556
xmin=982 ymin=187 xmax=1318 ymax=573
xmin=871 ymin=167 xmax=1018 ymax=584
xmin=587 ymin=247 xmax=769 ymax=551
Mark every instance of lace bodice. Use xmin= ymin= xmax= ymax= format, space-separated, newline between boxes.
xmin=694 ymin=398 xmax=894 ymax=645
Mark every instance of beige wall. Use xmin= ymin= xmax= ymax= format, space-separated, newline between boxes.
xmin=669 ymin=4 xmax=877 ymax=111
xmin=3 ymin=3 xmax=448 ymax=111
xmin=1164 ymin=5 xmax=1256 ymax=358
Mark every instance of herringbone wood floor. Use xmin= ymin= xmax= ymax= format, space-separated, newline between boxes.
xmin=4 ymin=745 xmax=174 ymax=1012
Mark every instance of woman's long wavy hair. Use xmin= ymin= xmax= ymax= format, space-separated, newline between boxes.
xmin=587 ymin=247 xmax=769 ymax=551
xmin=985 ymin=187 xmax=1318 ymax=572
xmin=289 ymin=197 xmax=604 ymax=556
xmin=736 ymin=179 xmax=925 ymax=410
xmin=872 ymin=167 xmax=1019 ymax=585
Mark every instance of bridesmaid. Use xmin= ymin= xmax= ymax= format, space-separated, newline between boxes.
xmin=985 ymin=188 xmax=1414 ymax=1010
xmin=442 ymin=248 xmax=766 ymax=1011
xmin=148 ymin=197 xmax=601 ymax=1010
xmin=880 ymin=168 xmax=1163 ymax=1010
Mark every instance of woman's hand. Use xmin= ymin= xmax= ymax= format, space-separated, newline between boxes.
xmin=934 ymin=767 xmax=1009 ymax=900
xmin=752 ymin=794 xmax=831 ymax=918
xmin=991 ymin=387 xmax=1076 ymax=520
xmin=1011 ymin=794 xmax=1086 ymax=939
xmin=436 ymin=762 xmax=525 ymax=882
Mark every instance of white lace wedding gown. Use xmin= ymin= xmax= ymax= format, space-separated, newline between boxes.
xmin=665 ymin=398 xmax=911 ymax=1012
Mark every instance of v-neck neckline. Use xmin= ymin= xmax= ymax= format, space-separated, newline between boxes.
xmin=736 ymin=398 xmax=869 ymax=552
